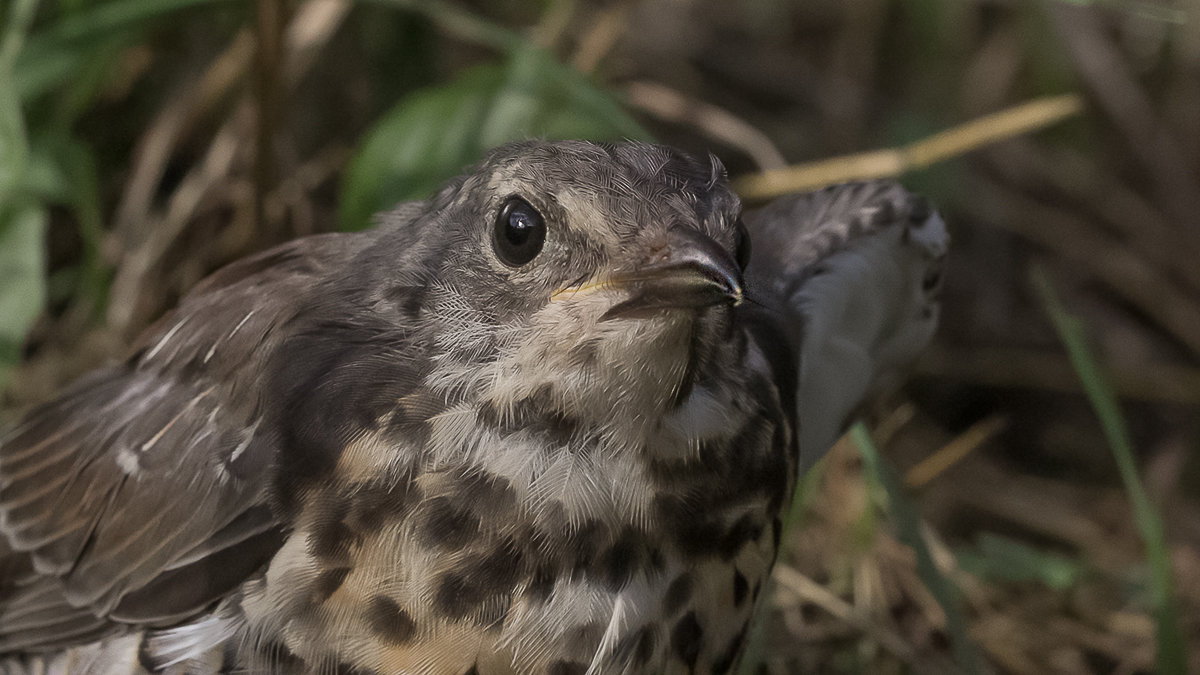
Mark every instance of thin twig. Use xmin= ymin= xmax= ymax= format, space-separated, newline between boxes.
xmin=254 ymin=0 xmax=287 ymax=238
xmin=772 ymin=564 xmax=917 ymax=663
xmin=819 ymin=0 xmax=887 ymax=149
xmin=979 ymin=140 xmax=1200 ymax=298
xmin=972 ymin=176 xmax=1200 ymax=358
xmin=111 ymin=31 xmax=254 ymax=251
xmin=916 ymin=346 xmax=1200 ymax=406
xmin=905 ymin=416 xmax=1007 ymax=489
xmin=1047 ymin=5 xmax=1200 ymax=236
xmin=733 ymin=93 xmax=1084 ymax=200
xmin=528 ymin=0 xmax=576 ymax=55
xmin=571 ymin=0 xmax=634 ymax=73
xmin=625 ymin=80 xmax=787 ymax=171
xmin=107 ymin=0 xmax=351 ymax=336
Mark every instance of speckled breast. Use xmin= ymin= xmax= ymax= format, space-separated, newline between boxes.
xmin=232 ymin=332 xmax=794 ymax=675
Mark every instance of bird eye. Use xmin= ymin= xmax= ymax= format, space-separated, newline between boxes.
xmin=734 ymin=218 xmax=751 ymax=271
xmin=493 ymin=196 xmax=546 ymax=267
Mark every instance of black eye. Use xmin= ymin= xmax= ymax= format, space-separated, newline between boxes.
xmin=493 ymin=196 xmax=546 ymax=267
xmin=734 ymin=218 xmax=751 ymax=271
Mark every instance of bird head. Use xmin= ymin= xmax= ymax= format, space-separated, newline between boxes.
xmin=369 ymin=140 xmax=750 ymax=431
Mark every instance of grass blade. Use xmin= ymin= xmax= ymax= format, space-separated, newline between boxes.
xmin=851 ymin=423 xmax=984 ymax=674
xmin=1031 ymin=265 xmax=1185 ymax=674
xmin=16 ymin=0 xmax=236 ymax=100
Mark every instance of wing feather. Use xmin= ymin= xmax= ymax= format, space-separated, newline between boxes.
xmin=0 ymin=230 xmax=377 ymax=651
xmin=744 ymin=181 xmax=948 ymax=471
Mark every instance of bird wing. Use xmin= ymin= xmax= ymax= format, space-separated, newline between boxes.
xmin=0 ymin=231 xmax=371 ymax=651
xmin=743 ymin=181 xmax=948 ymax=472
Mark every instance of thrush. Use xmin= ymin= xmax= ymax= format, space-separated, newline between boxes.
xmin=0 ymin=140 xmax=946 ymax=675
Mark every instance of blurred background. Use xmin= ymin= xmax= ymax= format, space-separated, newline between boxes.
xmin=1 ymin=0 xmax=1198 ymax=672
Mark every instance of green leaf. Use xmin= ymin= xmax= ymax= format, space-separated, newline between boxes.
xmin=339 ymin=45 xmax=649 ymax=231
xmin=0 ymin=0 xmax=45 ymax=389
xmin=0 ymin=203 xmax=47 ymax=387
xmin=1 ymin=0 xmax=39 ymax=174
xmin=956 ymin=532 xmax=1084 ymax=590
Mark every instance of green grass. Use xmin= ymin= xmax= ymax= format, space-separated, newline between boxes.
xmin=852 ymin=423 xmax=984 ymax=674
xmin=1 ymin=0 xmax=48 ymax=391
xmin=1032 ymin=265 xmax=1186 ymax=674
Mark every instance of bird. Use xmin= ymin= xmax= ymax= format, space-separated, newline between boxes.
xmin=0 ymin=140 xmax=946 ymax=675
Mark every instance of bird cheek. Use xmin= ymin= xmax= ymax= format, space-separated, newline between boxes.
xmin=544 ymin=282 xmax=618 ymax=329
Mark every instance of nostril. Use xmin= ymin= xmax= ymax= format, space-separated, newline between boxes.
xmin=646 ymin=240 xmax=672 ymax=263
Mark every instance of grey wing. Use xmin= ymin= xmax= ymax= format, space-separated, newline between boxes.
xmin=0 ymin=232 xmax=370 ymax=652
xmin=743 ymin=181 xmax=948 ymax=473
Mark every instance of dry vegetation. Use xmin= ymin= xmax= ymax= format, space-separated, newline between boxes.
xmin=3 ymin=0 xmax=1199 ymax=672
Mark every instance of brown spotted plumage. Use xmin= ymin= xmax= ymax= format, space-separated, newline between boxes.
xmin=0 ymin=140 xmax=946 ymax=674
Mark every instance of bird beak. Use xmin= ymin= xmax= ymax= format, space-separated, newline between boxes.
xmin=594 ymin=228 xmax=744 ymax=321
